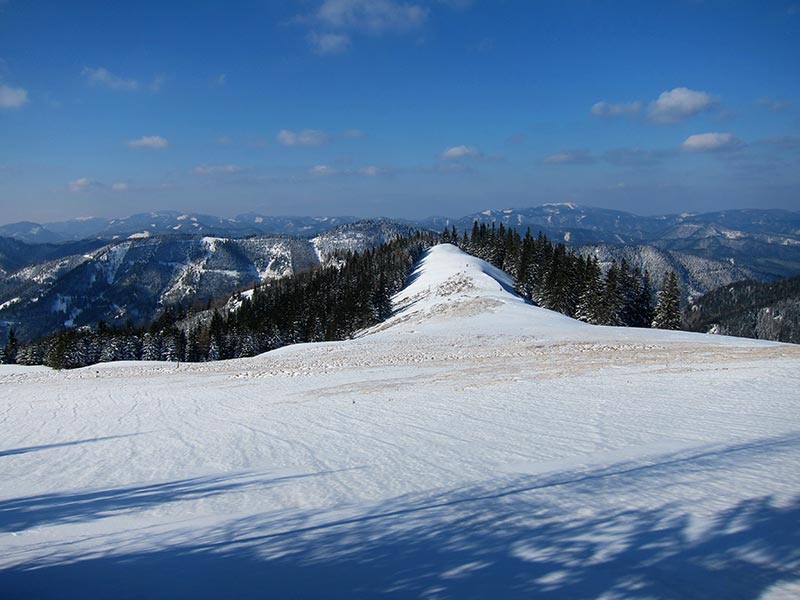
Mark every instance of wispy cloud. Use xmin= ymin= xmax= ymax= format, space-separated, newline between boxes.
xmin=111 ymin=182 xmax=129 ymax=191
xmin=310 ymin=164 xmax=385 ymax=176
xmin=544 ymin=149 xmax=596 ymax=165
xmin=309 ymin=32 xmax=352 ymax=54
xmin=300 ymin=0 xmax=430 ymax=53
xmin=82 ymin=67 xmax=164 ymax=93
xmin=681 ymin=132 xmax=742 ymax=152
xmin=212 ymin=73 xmax=227 ymax=87
xmin=149 ymin=74 xmax=166 ymax=93
xmin=313 ymin=0 xmax=428 ymax=34
xmin=310 ymin=164 xmax=339 ymax=176
xmin=68 ymin=177 xmax=99 ymax=192
xmin=441 ymin=145 xmax=481 ymax=159
xmin=342 ymin=128 xmax=367 ymax=138
xmin=127 ymin=135 xmax=169 ymax=150
xmin=754 ymin=97 xmax=790 ymax=112
xmin=193 ymin=164 xmax=242 ymax=175
xmin=82 ymin=66 xmax=139 ymax=91
xmin=0 ymin=83 xmax=27 ymax=109
xmin=277 ymin=129 xmax=328 ymax=146
xmin=357 ymin=165 xmax=383 ymax=175
xmin=648 ymin=87 xmax=716 ymax=123
xmin=591 ymin=101 xmax=642 ymax=118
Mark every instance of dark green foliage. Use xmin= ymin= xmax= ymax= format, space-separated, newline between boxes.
xmin=684 ymin=275 xmax=800 ymax=343
xmin=2 ymin=327 xmax=18 ymax=364
xmin=652 ymin=272 xmax=682 ymax=330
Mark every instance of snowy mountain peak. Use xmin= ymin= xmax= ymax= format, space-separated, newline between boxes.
xmin=373 ymin=244 xmax=580 ymax=336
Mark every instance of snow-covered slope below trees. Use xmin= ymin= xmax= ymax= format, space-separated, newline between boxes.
xmin=1 ymin=245 xmax=799 ymax=599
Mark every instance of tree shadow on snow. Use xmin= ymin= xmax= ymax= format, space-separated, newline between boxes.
xmin=0 ymin=468 xmax=357 ymax=533
xmin=0 ymin=433 xmax=141 ymax=459
xmin=1 ymin=434 xmax=799 ymax=599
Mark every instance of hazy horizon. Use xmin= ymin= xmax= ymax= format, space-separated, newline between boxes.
xmin=1 ymin=1 xmax=798 ymax=224
xmin=4 ymin=201 xmax=800 ymax=230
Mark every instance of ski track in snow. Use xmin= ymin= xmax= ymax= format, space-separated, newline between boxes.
xmin=1 ymin=245 xmax=799 ymax=599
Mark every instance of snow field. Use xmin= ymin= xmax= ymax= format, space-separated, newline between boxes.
xmin=0 ymin=245 xmax=798 ymax=598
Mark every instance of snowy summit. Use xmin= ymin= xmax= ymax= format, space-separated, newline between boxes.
xmin=1 ymin=244 xmax=799 ymax=599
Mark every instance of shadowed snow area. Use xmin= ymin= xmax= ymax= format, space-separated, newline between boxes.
xmin=1 ymin=244 xmax=799 ymax=599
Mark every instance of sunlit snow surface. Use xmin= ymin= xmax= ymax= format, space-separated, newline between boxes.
xmin=1 ymin=244 xmax=799 ymax=599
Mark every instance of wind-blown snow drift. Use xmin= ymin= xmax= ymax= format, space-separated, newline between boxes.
xmin=1 ymin=244 xmax=799 ymax=599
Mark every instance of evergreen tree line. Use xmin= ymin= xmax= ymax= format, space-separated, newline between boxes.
xmin=441 ymin=222 xmax=681 ymax=329
xmin=6 ymin=233 xmax=434 ymax=369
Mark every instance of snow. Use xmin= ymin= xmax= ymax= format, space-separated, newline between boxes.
xmin=543 ymin=202 xmax=578 ymax=209
xmin=1 ymin=245 xmax=799 ymax=599
xmin=0 ymin=297 xmax=20 ymax=311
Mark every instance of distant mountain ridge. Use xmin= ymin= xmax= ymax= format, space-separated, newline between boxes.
xmin=0 ymin=220 xmax=414 ymax=341
xmin=3 ymin=204 xmax=800 ymax=341
xmin=0 ymin=211 xmax=363 ymax=243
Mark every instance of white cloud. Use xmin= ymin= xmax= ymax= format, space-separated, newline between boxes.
xmin=681 ymin=132 xmax=742 ymax=152
xmin=591 ymin=100 xmax=642 ymax=118
xmin=543 ymin=149 xmax=596 ymax=165
xmin=441 ymin=145 xmax=481 ymax=159
xmin=314 ymin=0 xmax=428 ymax=34
xmin=310 ymin=164 xmax=338 ymax=176
xmin=357 ymin=165 xmax=382 ymax=175
xmin=111 ymin=182 xmax=129 ymax=191
xmin=648 ymin=87 xmax=715 ymax=123
xmin=127 ymin=135 xmax=169 ymax=150
xmin=193 ymin=164 xmax=242 ymax=175
xmin=309 ymin=32 xmax=352 ymax=54
xmin=303 ymin=0 xmax=429 ymax=53
xmin=68 ymin=178 xmax=98 ymax=192
xmin=81 ymin=66 xmax=139 ymax=91
xmin=277 ymin=129 xmax=328 ymax=146
xmin=0 ymin=83 xmax=27 ymax=109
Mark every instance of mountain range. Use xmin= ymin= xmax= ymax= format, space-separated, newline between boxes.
xmin=0 ymin=221 xmax=416 ymax=341
xmin=1 ymin=204 xmax=799 ymax=342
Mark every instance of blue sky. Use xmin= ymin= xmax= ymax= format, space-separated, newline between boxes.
xmin=0 ymin=0 xmax=798 ymax=224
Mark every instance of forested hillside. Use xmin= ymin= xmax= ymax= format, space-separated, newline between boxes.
xmin=684 ymin=276 xmax=800 ymax=343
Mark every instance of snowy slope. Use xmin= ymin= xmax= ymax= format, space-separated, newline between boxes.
xmin=1 ymin=245 xmax=799 ymax=599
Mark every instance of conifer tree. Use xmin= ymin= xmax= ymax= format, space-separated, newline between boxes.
xmin=653 ymin=271 xmax=682 ymax=330
xmin=4 ymin=328 xmax=18 ymax=365
xmin=629 ymin=269 xmax=655 ymax=328
xmin=575 ymin=256 xmax=604 ymax=324
xmin=600 ymin=261 xmax=625 ymax=325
